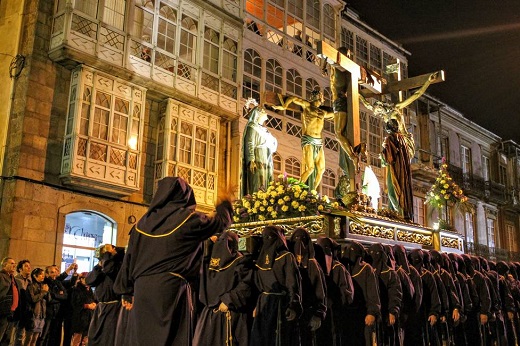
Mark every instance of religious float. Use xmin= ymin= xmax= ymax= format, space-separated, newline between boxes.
xmin=228 ymin=175 xmax=464 ymax=254
xmin=230 ymin=39 xmax=464 ymax=254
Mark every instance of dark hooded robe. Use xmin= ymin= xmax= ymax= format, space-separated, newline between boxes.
xmin=407 ymin=249 xmax=441 ymax=346
xmin=393 ymin=244 xmax=421 ymax=344
xmin=479 ymin=256 xmax=509 ymax=346
xmin=342 ymin=241 xmax=381 ymax=346
xmin=368 ymin=243 xmax=402 ymax=346
xmin=447 ymin=253 xmax=474 ymax=346
xmin=315 ymin=237 xmax=354 ymax=346
xmin=431 ymin=250 xmax=461 ymax=345
xmin=496 ymin=261 xmax=520 ymax=345
xmin=113 ymin=177 xmax=233 ymax=346
xmin=86 ymin=246 xmax=124 ymax=346
xmin=193 ymin=231 xmax=253 ymax=346
xmin=381 ymin=119 xmax=414 ymax=221
xmin=289 ymin=228 xmax=327 ymax=346
xmin=461 ymin=254 xmax=491 ymax=346
xmin=250 ymin=225 xmax=302 ymax=346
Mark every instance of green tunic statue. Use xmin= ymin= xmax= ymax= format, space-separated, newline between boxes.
xmin=241 ymin=106 xmax=278 ymax=196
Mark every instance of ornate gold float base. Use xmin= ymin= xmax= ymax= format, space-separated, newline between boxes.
xmin=228 ymin=215 xmax=325 ymax=238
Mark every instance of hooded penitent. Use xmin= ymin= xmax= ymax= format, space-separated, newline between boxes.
xmin=344 ymin=240 xmax=365 ymax=267
xmin=316 ymin=236 xmax=334 ymax=275
xmin=383 ymin=244 xmax=396 ymax=269
xmin=290 ymin=227 xmax=315 ymax=268
xmin=136 ymin=176 xmax=196 ymax=235
xmin=496 ymin=261 xmax=509 ymax=276
xmin=113 ymin=176 xmax=233 ymax=346
xmin=430 ymin=250 xmax=443 ymax=271
xmin=408 ymin=249 xmax=424 ymax=272
xmin=393 ymin=244 xmax=411 ymax=273
xmin=209 ymin=231 xmax=240 ymax=272
xmin=256 ymin=225 xmax=288 ymax=270
xmin=368 ymin=243 xmax=389 ymax=276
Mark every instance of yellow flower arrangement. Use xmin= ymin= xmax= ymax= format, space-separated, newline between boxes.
xmin=233 ymin=175 xmax=340 ymax=223
xmin=425 ymin=161 xmax=469 ymax=210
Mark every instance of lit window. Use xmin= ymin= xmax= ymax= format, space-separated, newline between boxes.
xmin=155 ymin=99 xmax=220 ymax=207
xmin=369 ymin=44 xmax=382 ymax=74
xmin=287 ymin=0 xmax=303 ymax=39
xmin=203 ymin=27 xmax=219 ymax=74
xmin=273 ymin=152 xmax=282 ymax=176
xmin=506 ymin=224 xmax=517 ymax=252
xmin=266 ymin=59 xmax=283 ymax=93
xmin=321 ymin=169 xmax=336 ymax=198
xmin=222 ymin=37 xmax=238 ymax=82
xmin=356 ymin=36 xmax=368 ymax=67
xmin=305 ymin=78 xmax=320 ymax=99
xmin=103 ymin=0 xmax=126 ymax=29
xmin=461 ymin=145 xmax=472 ymax=175
xmin=61 ymin=66 xmax=145 ymax=192
xmin=62 ymin=211 xmax=117 ymax=273
xmin=245 ymin=0 xmax=264 ymax=20
xmin=341 ymin=28 xmax=354 ymax=54
xmin=413 ymin=196 xmax=425 ymax=226
xmin=486 ymin=217 xmax=496 ymax=248
xmin=286 ymin=69 xmax=303 ymax=96
xmin=464 ymin=211 xmax=474 ymax=244
xmin=482 ymin=155 xmax=490 ymax=181
xmin=323 ymin=4 xmax=335 ymax=43
xmin=285 ymin=157 xmax=301 ymax=179
xmin=179 ymin=15 xmax=198 ymax=64
xmin=267 ymin=0 xmax=284 ymax=29
xmin=243 ymin=49 xmax=262 ymax=101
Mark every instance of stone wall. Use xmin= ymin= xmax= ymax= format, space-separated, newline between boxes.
xmin=1 ymin=177 xmax=147 ymax=268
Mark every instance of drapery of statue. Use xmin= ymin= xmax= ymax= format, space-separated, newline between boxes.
xmin=241 ymin=99 xmax=278 ymax=197
xmin=317 ymin=40 xmax=445 ymax=214
xmin=271 ymin=90 xmax=334 ymax=190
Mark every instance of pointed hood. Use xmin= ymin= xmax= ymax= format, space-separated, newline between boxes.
xmin=256 ymin=225 xmax=288 ymax=270
xmin=136 ymin=177 xmax=196 ymax=235
xmin=368 ymin=243 xmax=389 ymax=276
xmin=290 ymin=227 xmax=315 ymax=268
xmin=393 ymin=244 xmax=411 ymax=273
xmin=209 ymin=231 xmax=241 ymax=272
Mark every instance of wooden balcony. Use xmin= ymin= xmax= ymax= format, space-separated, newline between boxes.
xmin=49 ymin=7 xmax=240 ymax=118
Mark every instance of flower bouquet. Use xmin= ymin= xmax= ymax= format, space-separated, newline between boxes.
xmin=425 ymin=159 xmax=471 ymax=214
xmin=233 ymin=175 xmax=340 ymax=223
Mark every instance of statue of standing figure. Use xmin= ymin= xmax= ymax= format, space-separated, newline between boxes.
xmin=241 ymin=99 xmax=278 ymax=197
xmin=361 ymin=72 xmax=438 ymax=221
xmin=272 ymin=89 xmax=334 ymax=190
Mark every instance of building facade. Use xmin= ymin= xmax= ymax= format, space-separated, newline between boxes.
xmin=0 ymin=0 xmax=517 ymax=270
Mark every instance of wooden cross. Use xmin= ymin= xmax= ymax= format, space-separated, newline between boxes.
xmin=316 ymin=41 xmax=445 ymax=192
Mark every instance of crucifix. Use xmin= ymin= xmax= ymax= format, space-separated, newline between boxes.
xmin=316 ymin=41 xmax=445 ymax=196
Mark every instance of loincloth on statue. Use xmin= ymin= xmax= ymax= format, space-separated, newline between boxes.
xmin=301 ymin=135 xmax=323 ymax=159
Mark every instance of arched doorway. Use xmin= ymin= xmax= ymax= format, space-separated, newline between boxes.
xmin=61 ymin=211 xmax=117 ymax=273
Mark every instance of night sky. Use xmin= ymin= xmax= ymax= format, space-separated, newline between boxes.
xmin=347 ymin=0 xmax=520 ymax=143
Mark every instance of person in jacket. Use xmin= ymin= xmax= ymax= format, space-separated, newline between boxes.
xmin=70 ymin=272 xmax=96 ymax=346
xmin=26 ymin=268 xmax=48 ymax=346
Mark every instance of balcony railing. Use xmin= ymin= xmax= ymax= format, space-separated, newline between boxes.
xmin=465 ymin=242 xmax=520 ymax=261
xmin=49 ymin=6 xmax=240 ymax=115
xmin=412 ymin=150 xmax=512 ymax=204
